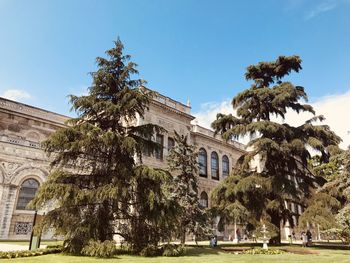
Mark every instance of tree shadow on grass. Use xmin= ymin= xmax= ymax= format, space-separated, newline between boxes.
xmin=184 ymin=246 xmax=221 ymax=256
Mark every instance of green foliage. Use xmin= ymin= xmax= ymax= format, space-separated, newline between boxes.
xmin=139 ymin=245 xmax=161 ymax=257
xmin=211 ymin=56 xmax=341 ymax=243
xmin=299 ymin=191 xmax=340 ymax=229
xmin=333 ymin=206 xmax=350 ymax=243
xmin=81 ymin=240 xmax=117 ymax=258
xmin=0 ymin=246 xmax=63 ymax=259
xmin=322 ymin=149 xmax=350 ymax=202
xmin=304 ymin=149 xmax=350 ymax=233
xmin=242 ymin=248 xmax=285 ymax=255
xmin=309 ymin=146 xmax=345 ymax=181
xmin=30 ymin=39 xmax=176 ymax=255
xmin=162 ymin=244 xmax=186 ymax=257
xmin=167 ymin=132 xmax=210 ymax=243
xmin=122 ymin=166 xmax=179 ymax=252
xmin=138 ymin=244 xmax=185 ymax=257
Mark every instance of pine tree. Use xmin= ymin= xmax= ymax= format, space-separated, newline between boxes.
xmin=167 ymin=132 xmax=208 ymax=244
xmin=211 ymin=56 xmax=341 ymax=243
xmin=30 ymin=39 xmax=176 ymax=254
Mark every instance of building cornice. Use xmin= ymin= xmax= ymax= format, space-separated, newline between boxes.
xmin=150 ymin=100 xmax=195 ymax=121
xmin=0 ymin=97 xmax=69 ymax=127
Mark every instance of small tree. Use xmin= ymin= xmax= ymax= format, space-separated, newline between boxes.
xmin=30 ymin=39 xmax=176 ymax=255
xmin=302 ymin=148 xmax=350 ymax=238
xmin=211 ymin=56 xmax=341 ymax=243
xmin=167 ymin=132 xmax=208 ymax=244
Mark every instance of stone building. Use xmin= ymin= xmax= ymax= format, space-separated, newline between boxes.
xmin=0 ymin=97 xmax=67 ymax=240
xmin=0 ymin=92 xmax=245 ymax=240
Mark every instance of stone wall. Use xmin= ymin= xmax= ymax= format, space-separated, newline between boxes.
xmin=0 ymin=97 xmax=67 ymax=240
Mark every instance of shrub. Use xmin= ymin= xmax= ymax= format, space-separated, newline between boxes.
xmin=139 ymin=245 xmax=161 ymax=257
xmin=243 ymin=248 xmax=285 ymax=255
xmin=0 ymin=246 xmax=63 ymax=259
xmin=115 ymin=245 xmax=135 ymax=255
xmin=162 ymin=244 xmax=185 ymax=257
xmin=81 ymin=240 xmax=117 ymax=258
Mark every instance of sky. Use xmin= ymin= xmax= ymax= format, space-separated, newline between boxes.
xmin=0 ymin=0 xmax=349 ymax=148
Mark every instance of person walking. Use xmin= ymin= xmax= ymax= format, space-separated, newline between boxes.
xmin=306 ymin=230 xmax=312 ymax=247
xmin=292 ymin=230 xmax=296 ymax=241
xmin=301 ymin=232 xmax=307 ymax=247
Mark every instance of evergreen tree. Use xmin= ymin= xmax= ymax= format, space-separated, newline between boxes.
xmin=167 ymin=132 xmax=208 ymax=244
xmin=30 ymin=39 xmax=176 ymax=254
xmin=211 ymin=56 xmax=340 ymax=243
xmin=300 ymin=148 xmax=350 ymax=233
xmin=323 ymin=148 xmax=350 ymax=202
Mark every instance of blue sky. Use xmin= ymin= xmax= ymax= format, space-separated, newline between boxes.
xmin=0 ymin=0 xmax=350 ymax=146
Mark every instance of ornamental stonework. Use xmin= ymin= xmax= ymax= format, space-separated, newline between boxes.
xmin=14 ymin=222 xmax=33 ymax=235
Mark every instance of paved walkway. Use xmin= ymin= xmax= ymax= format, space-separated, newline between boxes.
xmin=0 ymin=243 xmax=46 ymax=252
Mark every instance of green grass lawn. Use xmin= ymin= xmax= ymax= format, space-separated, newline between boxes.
xmin=4 ymin=246 xmax=350 ymax=263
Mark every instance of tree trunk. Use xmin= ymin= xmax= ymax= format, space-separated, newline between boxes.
xmin=180 ymin=230 xmax=186 ymax=245
xmin=269 ymin=215 xmax=281 ymax=245
xmin=97 ymin=201 xmax=113 ymax=241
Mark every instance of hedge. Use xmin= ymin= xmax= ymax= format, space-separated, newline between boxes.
xmin=0 ymin=245 xmax=63 ymax=259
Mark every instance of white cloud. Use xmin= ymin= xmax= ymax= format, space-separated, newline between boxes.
xmin=69 ymin=85 xmax=89 ymax=97
xmin=1 ymin=89 xmax=31 ymax=102
xmin=305 ymin=0 xmax=338 ymax=19
xmin=192 ymin=99 xmax=234 ymax=129
xmin=193 ymin=90 xmax=350 ymax=149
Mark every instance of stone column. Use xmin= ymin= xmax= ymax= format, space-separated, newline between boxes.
xmin=207 ymin=150 xmax=212 ymax=180
xmin=233 ymin=218 xmax=238 ymax=243
xmin=218 ymin=154 xmax=222 ymax=181
xmin=0 ymin=184 xmax=17 ymax=239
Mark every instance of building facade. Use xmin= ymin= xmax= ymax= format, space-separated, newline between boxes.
xmin=0 ymin=92 xmax=245 ymax=240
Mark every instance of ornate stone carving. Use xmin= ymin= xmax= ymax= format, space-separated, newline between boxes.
xmin=14 ymin=222 xmax=32 ymax=235
xmin=2 ymin=162 xmax=21 ymax=176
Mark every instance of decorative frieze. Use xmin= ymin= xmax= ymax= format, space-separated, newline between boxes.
xmin=0 ymin=135 xmax=41 ymax=149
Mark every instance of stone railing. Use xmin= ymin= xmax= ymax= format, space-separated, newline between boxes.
xmin=153 ymin=94 xmax=191 ymax=114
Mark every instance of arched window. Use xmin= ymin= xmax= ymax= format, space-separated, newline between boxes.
xmin=199 ymin=191 xmax=208 ymax=208
xmin=198 ymin=148 xmax=207 ymax=177
xmin=222 ymin=155 xmax=230 ymax=177
xmin=211 ymin=151 xmax=219 ymax=180
xmin=155 ymin=134 xmax=164 ymax=160
xmin=16 ymin=179 xmax=39 ymax=210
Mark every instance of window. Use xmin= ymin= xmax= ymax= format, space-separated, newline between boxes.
xmin=168 ymin=137 xmax=175 ymax=152
xmin=199 ymin=191 xmax=208 ymax=208
xmin=16 ymin=179 xmax=39 ymax=210
xmin=155 ymin=134 xmax=164 ymax=160
xmin=222 ymin=155 xmax=229 ymax=177
xmin=142 ymin=134 xmax=152 ymax=157
xmin=211 ymin=151 xmax=219 ymax=180
xmin=198 ymin=148 xmax=207 ymax=177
